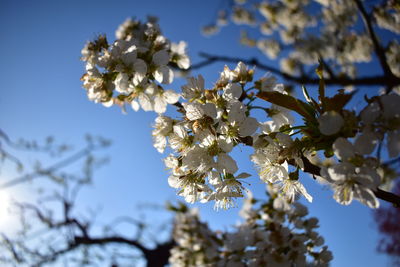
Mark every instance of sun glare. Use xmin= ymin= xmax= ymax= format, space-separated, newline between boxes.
xmin=0 ymin=191 xmax=11 ymax=227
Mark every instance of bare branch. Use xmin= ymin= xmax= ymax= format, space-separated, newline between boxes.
xmin=0 ymin=146 xmax=94 ymax=189
xmin=353 ymin=0 xmax=399 ymax=93
xmin=192 ymin=52 xmax=400 ymax=87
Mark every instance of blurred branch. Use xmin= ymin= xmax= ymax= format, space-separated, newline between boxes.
xmin=0 ymin=137 xmax=108 ymax=189
xmin=0 ymin=135 xmax=174 ymax=267
xmin=191 ymin=52 xmax=400 ymax=87
xmin=353 ymin=0 xmax=397 ymax=93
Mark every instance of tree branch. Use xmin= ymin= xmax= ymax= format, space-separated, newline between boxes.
xmin=193 ymin=52 xmax=400 ymax=88
xmin=0 ymin=145 xmax=94 ymax=189
xmin=353 ymin=0 xmax=395 ymax=85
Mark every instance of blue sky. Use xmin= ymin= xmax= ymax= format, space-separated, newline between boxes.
xmin=0 ymin=0 xmax=393 ymax=266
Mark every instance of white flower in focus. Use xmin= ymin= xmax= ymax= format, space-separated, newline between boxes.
xmin=183 ymin=102 xmax=217 ymax=121
xmin=251 ymin=150 xmax=289 ymax=183
xmin=223 ymin=83 xmax=243 ymax=102
xmin=153 ymin=49 xmax=174 ymax=84
xmin=328 ymin=163 xmax=379 ymax=208
xmin=216 ymin=65 xmax=233 ymax=87
xmin=224 ymin=101 xmax=259 ymax=138
xmin=153 ymin=89 xmax=180 ymax=114
xmin=269 ymin=105 xmax=294 ymax=129
xmin=135 ymin=82 xmax=156 ymax=112
xmin=231 ymin=61 xmax=252 ymax=83
xmin=169 ymin=125 xmax=193 ymax=155
xmin=181 ymin=75 xmax=205 ymax=100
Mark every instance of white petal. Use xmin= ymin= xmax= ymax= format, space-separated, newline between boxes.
xmin=177 ymin=56 xmax=190 ymax=69
xmin=318 ymin=111 xmax=344 ymax=135
xmin=145 ymin=83 xmax=156 ymax=95
xmin=115 ymin=73 xmax=129 ymax=93
xmin=327 ymin=162 xmax=354 ymax=182
xmin=223 ymin=83 xmax=242 ymax=100
xmin=217 ymin=136 xmax=233 ymax=153
xmin=381 ymin=94 xmax=400 ymax=119
xmin=209 ymin=171 xmax=222 ymax=186
xmin=295 ymin=181 xmax=313 ymax=202
xmin=361 ymin=101 xmax=380 ymax=124
xmin=173 ymin=125 xmax=187 ymax=139
xmin=121 ymin=48 xmax=137 ymax=66
xmin=239 ymin=117 xmax=259 ymax=136
xmin=228 ymin=102 xmax=246 ymax=123
xmin=387 ymin=130 xmax=400 ymax=158
xmin=152 ymin=49 xmax=170 ymax=66
xmin=260 ymin=121 xmax=278 ymax=134
xmin=183 ymin=103 xmax=204 ymax=120
xmin=354 ymin=185 xmax=379 ymax=208
xmin=138 ymin=93 xmax=153 ymax=111
xmin=203 ymin=103 xmax=217 ymax=119
xmin=333 ymin=137 xmax=354 ymax=161
xmin=154 ymin=66 xmax=174 ymax=84
xmin=354 ymin=131 xmax=378 ymax=155
xmin=217 ymin=153 xmax=238 ymax=174
xmin=275 ymin=132 xmax=293 ymax=147
xmin=131 ymin=100 xmax=140 ymax=111
xmin=133 ymin=59 xmax=147 ymax=85
xmin=102 ymin=99 xmax=114 ymax=108
xmin=333 ymin=186 xmax=353 ymax=205
xmin=154 ymin=95 xmax=167 ymax=114
xmin=153 ymin=135 xmax=167 ymax=153
xmin=164 ymin=90 xmax=180 ymax=104
xmin=168 ymin=175 xmax=181 ymax=188
xmin=164 ymin=155 xmax=179 ymax=169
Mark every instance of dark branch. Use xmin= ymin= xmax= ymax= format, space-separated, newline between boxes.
xmin=194 ymin=52 xmax=400 ymax=87
xmin=353 ymin=0 xmax=396 ymax=89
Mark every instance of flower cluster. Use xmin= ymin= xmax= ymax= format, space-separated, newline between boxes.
xmin=169 ymin=186 xmax=333 ymax=266
xmin=82 ymin=18 xmax=400 ymax=210
xmin=202 ymin=0 xmax=400 ymax=79
xmin=81 ymin=17 xmax=189 ymax=112
xmin=316 ymin=93 xmax=400 ymax=208
xmin=155 ymin=63 xmax=260 ymax=209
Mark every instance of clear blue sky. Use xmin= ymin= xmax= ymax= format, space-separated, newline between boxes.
xmin=0 ymin=0 xmax=392 ymax=266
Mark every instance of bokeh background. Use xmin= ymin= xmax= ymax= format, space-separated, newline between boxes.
xmin=0 ymin=0 xmax=392 ymax=266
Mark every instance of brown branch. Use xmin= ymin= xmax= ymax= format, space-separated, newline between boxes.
xmin=10 ymin=192 xmax=175 ymax=267
xmin=353 ymin=0 xmax=396 ymax=89
xmin=194 ymin=52 xmax=400 ymax=87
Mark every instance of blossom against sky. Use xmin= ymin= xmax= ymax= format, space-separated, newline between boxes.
xmin=0 ymin=0 xmax=393 ymax=266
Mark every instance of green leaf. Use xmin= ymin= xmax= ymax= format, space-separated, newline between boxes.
xmin=323 ymin=91 xmax=356 ymax=112
xmin=257 ymin=91 xmax=316 ymax=121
